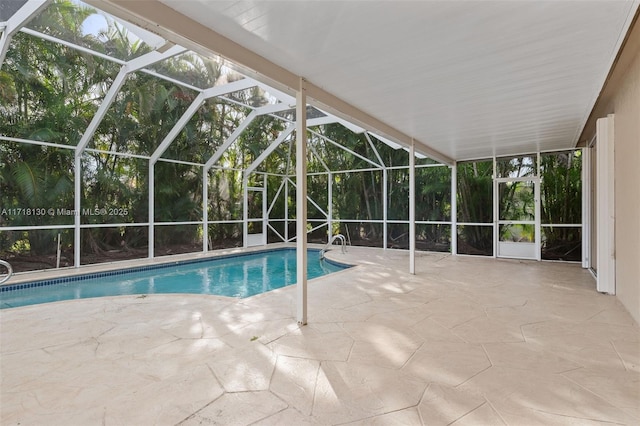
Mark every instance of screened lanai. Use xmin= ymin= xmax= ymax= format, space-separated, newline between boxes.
xmin=1 ymin=0 xmax=637 ymax=313
xmin=0 ymin=0 xmax=597 ymax=274
xmin=2 ymin=1 xmax=640 ymax=424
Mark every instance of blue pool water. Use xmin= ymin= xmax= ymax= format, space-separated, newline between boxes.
xmin=0 ymin=249 xmax=350 ymax=309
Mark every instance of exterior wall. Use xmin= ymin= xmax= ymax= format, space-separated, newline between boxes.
xmin=613 ymin=47 xmax=640 ymax=324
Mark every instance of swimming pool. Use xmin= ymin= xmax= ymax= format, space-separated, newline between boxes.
xmin=0 ymin=248 xmax=350 ymax=309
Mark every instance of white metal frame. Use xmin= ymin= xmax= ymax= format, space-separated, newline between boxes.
xmin=494 ymin=176 xmax=541 ymax=260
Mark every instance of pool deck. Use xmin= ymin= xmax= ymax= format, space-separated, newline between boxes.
xmin=1 ymin=246 xmax=638 ymax=425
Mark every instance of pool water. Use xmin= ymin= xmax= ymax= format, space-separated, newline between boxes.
xmin=0 ymin=249 xmax=350 ymax=309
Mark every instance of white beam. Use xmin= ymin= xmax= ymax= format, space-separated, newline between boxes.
xmin=202 ymin=168 xmax=209 ymax=253
xmin=451 ymin=163 xmax=457 ymax=255
xmin=364 ymin=132 xmax=386 ymax=168
xmin=296 ymin=77 xmax=308 ymax=325
xmin=245 ymin=124 xmax=295 ymax=175
xmin=409 ymin=140 xmax=416 ymax=274
xmin=255 ymin=101 xmax=295 ymax=115
xmin=204 ymin=110 xmax=258 ymax=170
xmin=76 ymin=67 xmax=128 ymax=155
xmin=0 ymin=0 xmax=50 ymax=68
xmin=150 ymin=79 xmax=255 ymax=164
xmin=74 ymin=155 xmax=81 ymax=267
xmin=383 ymin=168 xmax=388 ymax=249
xmin=306 ymin=116 xmax=337 ymax=128
xmin=369 ymin=132 xmax=402 ymax=150
xmin=149 ymin=162 xmax=155 ymax=258
xmin=76 ymin=46 xmax=187 ymax=155
xmin=310 ymin=129 xmax=383 ymax=169
xmin=125 ymin=44 xmax=185 ymax=72
xmin=150 ymin=92 xmax=206 ymax=164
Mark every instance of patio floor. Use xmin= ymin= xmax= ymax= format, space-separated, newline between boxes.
xmin=1 ymin=247 xmax=638 ymax=425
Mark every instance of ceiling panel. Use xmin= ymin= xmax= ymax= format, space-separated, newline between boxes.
xmin=141 ymin=0 xmax=636 ymax=160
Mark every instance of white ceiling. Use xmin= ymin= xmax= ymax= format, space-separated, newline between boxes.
xmin=113 ymin=0 xmax=638 ymax=161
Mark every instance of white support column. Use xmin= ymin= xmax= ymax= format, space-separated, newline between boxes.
xmin=296 ymin=78 xmax=308 ymax=325
xmin=74 ymin=155 xmax=81 ymax=267
xmin=328 ymin=172 xmax=333 ymax=242
xmin=149 ymin=162 xmax=155 ymax=258
xmin=451 ymin=163 xmax=457 ymax=255
xmin=263 ymin=174 xmax=268 ymax=245
xmin=242 ymin=173 xmax=249 ymax=248
xmin=409 ymin=140 xmax=416 ymax=274
xmin=383 ymin=168 xmax=388 ymax=249
xmin=284 ymin=178 xmax=289 ymax=242
xmin=535 ymin=152 xmax=542 ymax=261
xmin=203 ymin=169 xmax=208 ymax=253
xmin=492 ymin=157 xmax=498 ymax=258
xmin=582 ymin=147 xmax=590 ymax=269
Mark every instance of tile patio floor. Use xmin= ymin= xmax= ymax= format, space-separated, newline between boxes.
xmin=1 ymin=247 xmax=638 ymax=425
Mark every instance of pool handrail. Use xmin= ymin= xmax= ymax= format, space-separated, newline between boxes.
xmin=320 ymin=234 xmax=347 ymax=259
xmin=0 ymin=260 xmax=13 ymax=285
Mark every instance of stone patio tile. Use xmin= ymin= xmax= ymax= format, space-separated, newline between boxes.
xmin=206 ymin=344 xmax=277 ymax=392
xmin=270 ymin=355 xmax=320 ymax=415
xmin=181 ymin=391 xmax=287 ymax=425
xmin=417 ymin=383 xmax=486 ymax=425
xmin=343 ymin=407 xmax=422 ymax=425
xmin=402 ymin=342 xmax=491 ymax=387
xmin=460 ymin=366 xmax=638 ymax=424
xmin=483 ymin=341 xmax=582 ymax=373
xmin=312 ymin=360 xmax=427 ymax=424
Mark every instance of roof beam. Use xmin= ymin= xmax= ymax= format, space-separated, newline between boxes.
xmin=204 ymin=111 xmax=258 ymax=170
xmin=203 ymin=101 xmax=294 ymax=170
xmin=150 ymin=78 xmax=258 ymax=163
xmin=86 ymin=0 xmax=453 ymax=165
xmin=75 ymin=45 xmax=186 ymax=155
xmin=311 ymin=129 xmax=383 ymax=169
xmin=0 ymin=0 xmax=50 ymax=68
xmin=245 ymin=124 xmax=295 ymax=175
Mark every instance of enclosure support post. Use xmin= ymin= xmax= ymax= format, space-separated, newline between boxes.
xmin=409 ymin=140 xmax=416 ymax=275
xmin=451 ymin=163 xmax=457 ymax=255
xmin=582 ymin=146 xmax=591 ymax=269
xmin=149 ymin=163 xmax=155 ymax=259
xmin=242 ymin=173 xmax=249 ymax=248
xmin=284 ymin=178 xmax=289 ymax=242
xmin=296 ymin=77 xmax=308 ymax=325
xmin=328 ymin=172 xmax=333 ymax=243
xmin=74 ymin=155 xmax=81 ymax=267
xmin=492 ymin=157 xmax=498 ymax=258
xmin=203 ymin=170 xmax=208 ymax=253
xmin=535 ymin=153 xmax=542 ymax=261
xmin=263 ymin=174 xmax=268 ymax=245
xmin=383 ymin=168 xmax=388 ymax=250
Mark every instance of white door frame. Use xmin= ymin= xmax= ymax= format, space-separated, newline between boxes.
xmin=494 ymin=176 xmax=541 ymax=260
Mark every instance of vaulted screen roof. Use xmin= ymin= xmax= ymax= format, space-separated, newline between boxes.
xmin=90 ymin=0 xmax=638 ymax=161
